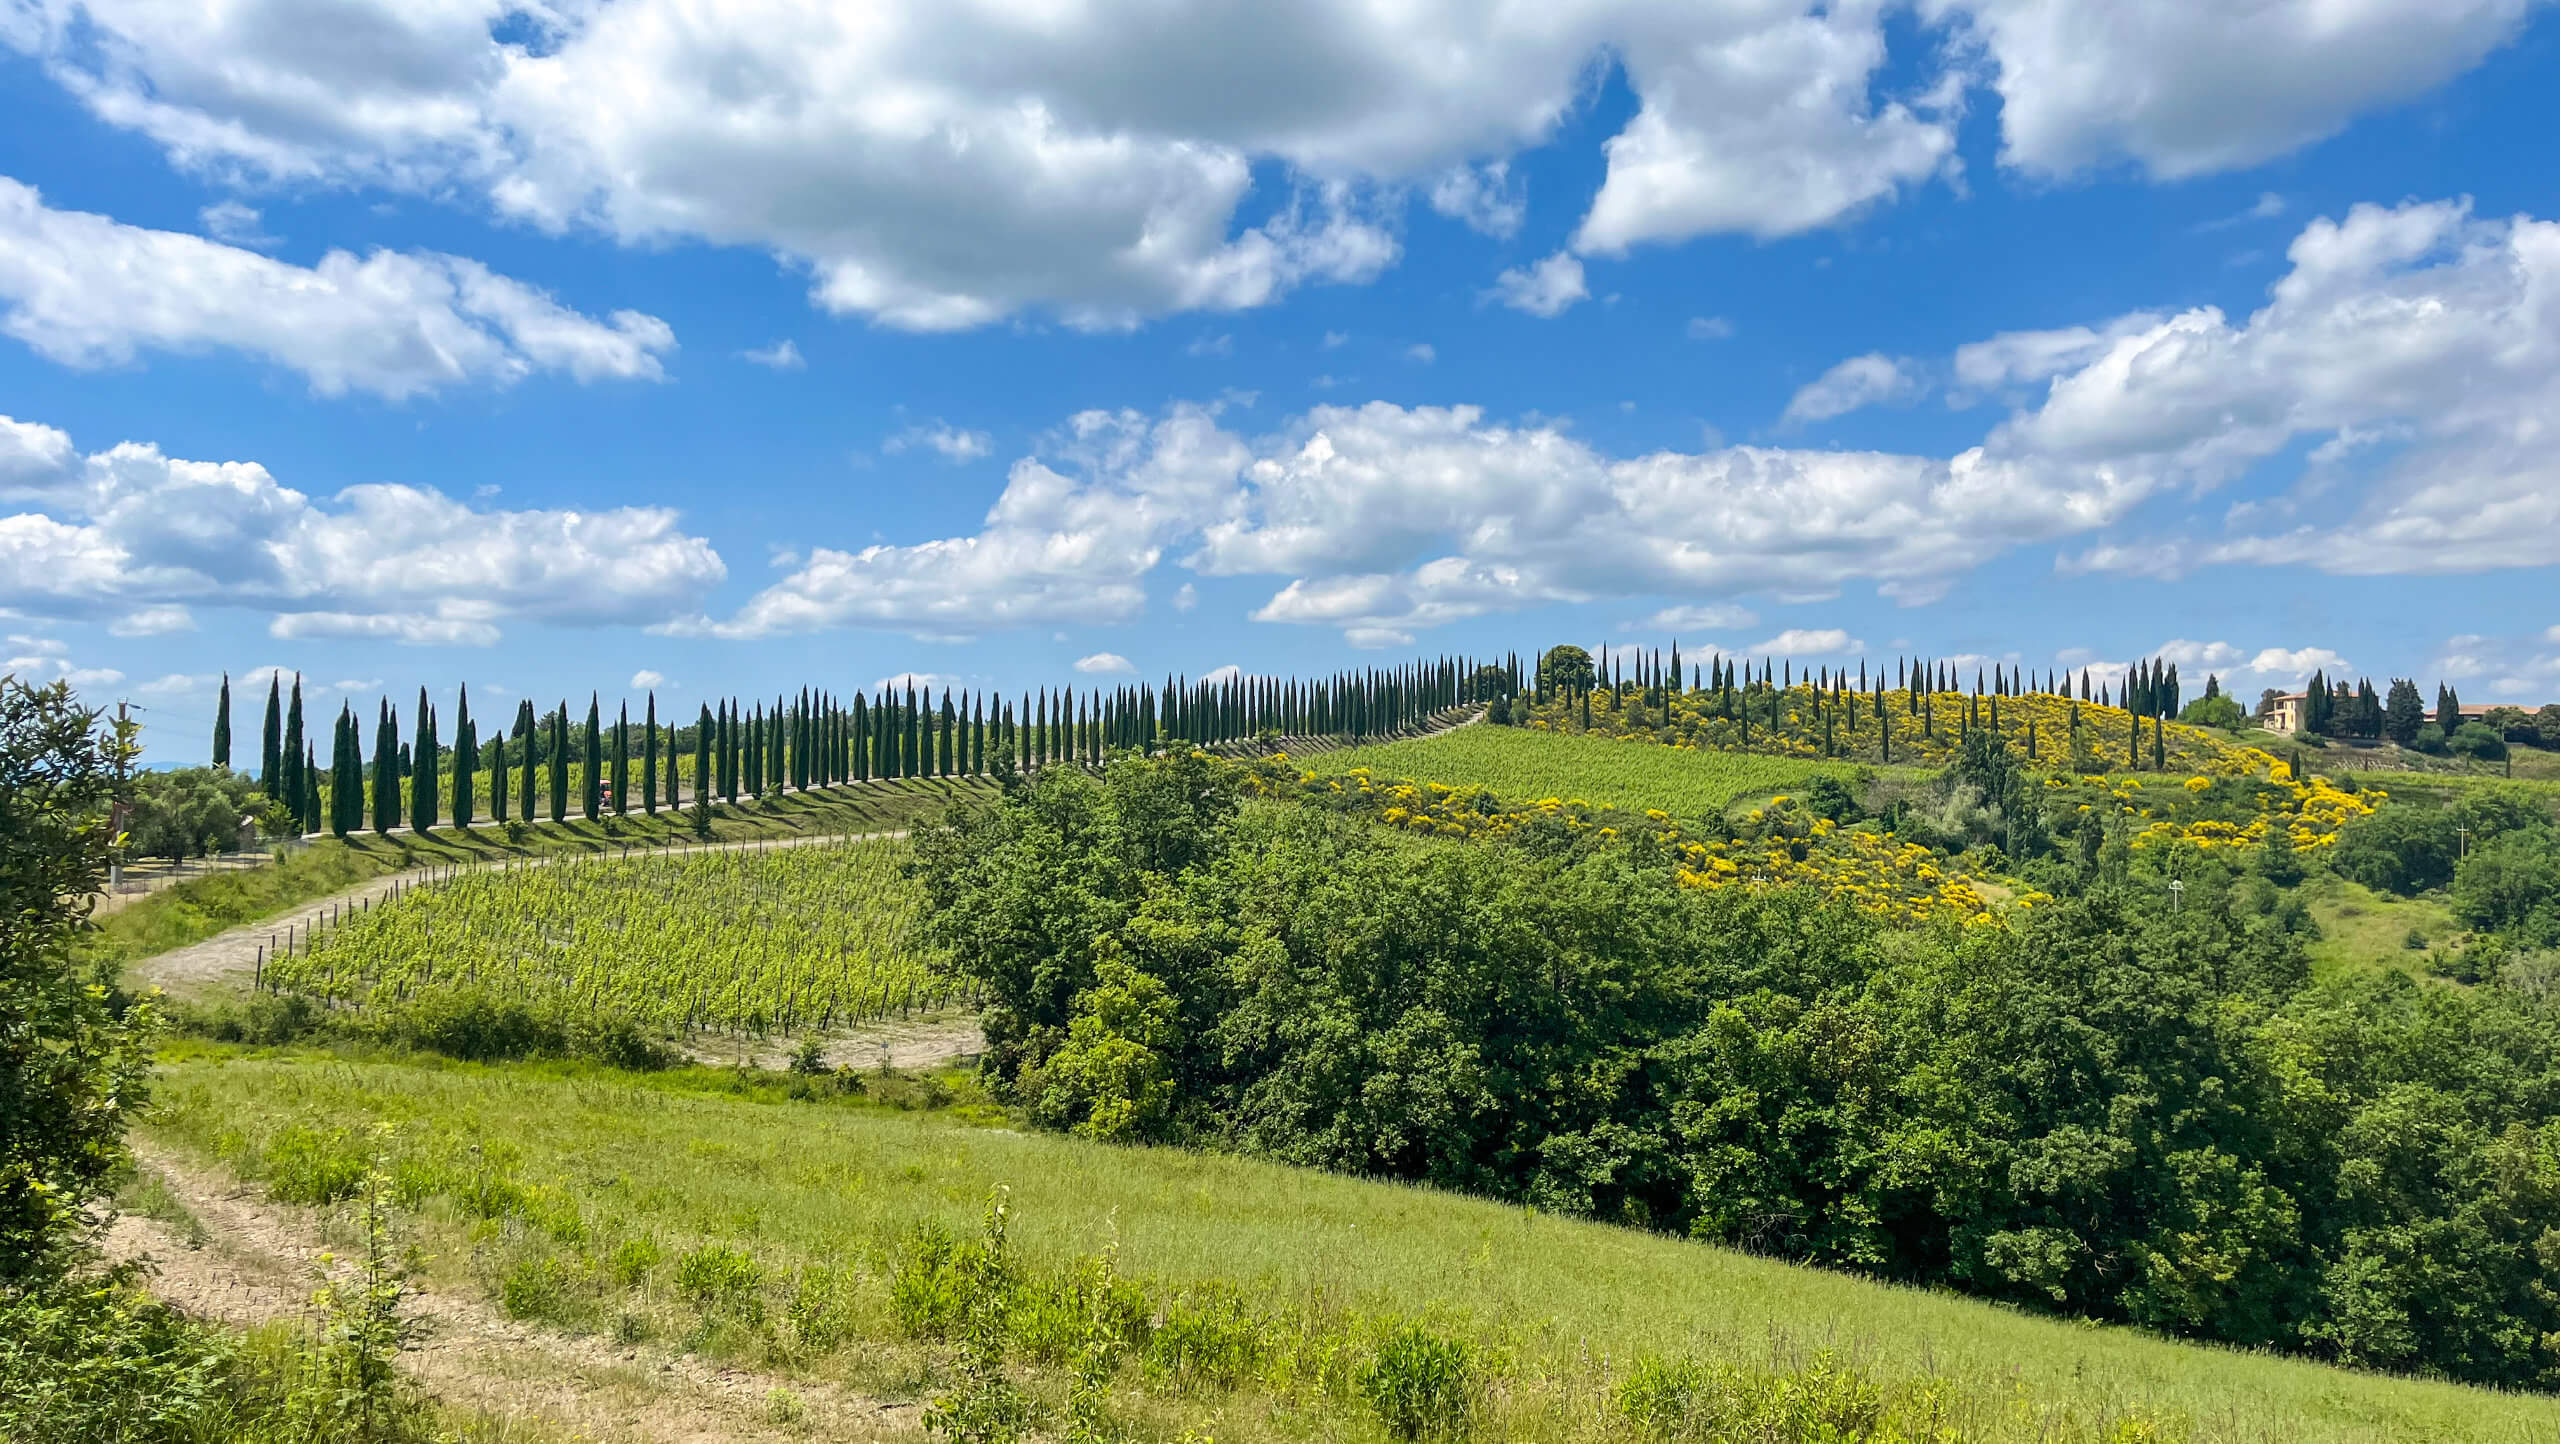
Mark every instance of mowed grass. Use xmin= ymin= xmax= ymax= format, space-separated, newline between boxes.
xmin=143 ymin=1047 xmax=2560 ymax=1443
xmin=1306 ymin=723 xmax=1926 ymax=820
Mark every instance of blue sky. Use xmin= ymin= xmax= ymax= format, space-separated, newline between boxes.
xmin=2 ymin=0 xmax=2557 ymax=762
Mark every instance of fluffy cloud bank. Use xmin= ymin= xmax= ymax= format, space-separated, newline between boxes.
xmin=0 ymin=415 xmax=724 ymax=642
xmin=9 ymin=1 xmax=2531 ymax=329
xmin=690 ymin=194 xmax=2560 ymax=643
xmin=0 ymin=179 xmax=674 ymax=398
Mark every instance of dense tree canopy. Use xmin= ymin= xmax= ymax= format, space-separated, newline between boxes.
xmin=0 ymin=680 xmax=154 ymax=1284
xmin=918 ymin=753 xmax=2560 ymax=1388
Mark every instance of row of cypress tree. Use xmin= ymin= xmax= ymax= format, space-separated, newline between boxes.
xmin=1536 ymin=643 xmax=2193 ymax=719
xmin=207 ymin=654 xmax=1520 ymax=837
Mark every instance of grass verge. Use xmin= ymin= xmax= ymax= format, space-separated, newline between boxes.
xmin=141 ymin=1042 xmax=2560 ymax=1444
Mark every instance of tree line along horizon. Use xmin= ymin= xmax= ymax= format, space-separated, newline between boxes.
xmin=183 ymin=643 xmax=2549 ymax=842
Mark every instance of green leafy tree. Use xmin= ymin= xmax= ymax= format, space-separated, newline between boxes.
xmin=1538 ymin=645 xmax=1596 ymax=696
xmin=124 ymin=765 xmax=264 ymax=860
xmin=0 ymin=678 xmax=152 ymax=1284
xmin=2383 ymin=678 xmax=2426 ymax=745
xmin=2180 ymin=694 xmax=2245 ymax=730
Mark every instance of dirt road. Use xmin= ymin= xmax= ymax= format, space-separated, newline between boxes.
xmin=107 ymin=1144 xmax=926 ymax=1444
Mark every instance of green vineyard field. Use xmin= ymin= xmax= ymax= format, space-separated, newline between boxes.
xmin=265 ymin=837 xmax=944 ymax=1034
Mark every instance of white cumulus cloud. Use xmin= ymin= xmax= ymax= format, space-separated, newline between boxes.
xmin=1488 ymin=252 xmax=1588 ymax=318
xmin=1783 ymin=353 xmax=1923 ymax=424
xmin=1932 ymin=0 xmax=2544 ymax=180
xmin=0 ymin=178 xmax=674 ymax=399
xmin=0 ymin=414 xmax=725 ymax=641
xmin=1074 ymin=652 xmax=1137 ymax=675
xmin=885 ymin=424 xmax=996 ymax=464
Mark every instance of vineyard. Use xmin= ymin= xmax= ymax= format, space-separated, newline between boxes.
xmin=262 ymin=837 xmax=946 ymax=1035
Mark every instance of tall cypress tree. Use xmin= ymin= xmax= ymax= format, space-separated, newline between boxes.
xmin=298 ymin=744 xmax=319 ymax=834
xmin=330 ymin=706 xmax=359 ymax=837
xmin=453 ymin=686 xmax=477 ymax=827
xmin=279 ymin=675 xmax=305 ymax=820
xmin=371 ymin=700 xmax=400 ymax=834
xmin=212 ymin=672 xmax=233 ymax=769
xmin=519 ymin=701 xmax=540 ymax=823
xmin=259 ymin=675 xmax=283 ymax=797
xmin=410 ymin=688 xmax=438 ymax=834
xmin=643 ymin=693 xmax=659 ymax=815
xmin=582 ymin=696 xmax=603 ymax=820
xmin=489 ymin=727 xmax=509 ymax=824
xmin=613 ymin=702 xmax=630 ymax=814
xmin=695 ymin=704 xmax=715 ymax=809
xmin=548 ymin=705 xmax=570 ymax=822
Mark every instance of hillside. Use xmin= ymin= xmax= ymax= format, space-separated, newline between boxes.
xmin=1309 ymin=723 xmax=1927 ymax=818
xmin=130 ymin=1043 xmax=2560 ymax=1444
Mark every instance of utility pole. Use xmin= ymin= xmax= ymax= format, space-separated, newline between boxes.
xmin=2168 ymin=878 xmax=2184 ymax=915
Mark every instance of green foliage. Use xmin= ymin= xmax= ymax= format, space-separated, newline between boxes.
xmin=260 ymin=1126 xmax=369 ymax=1206
xmin=2180 ymin=693 xmax=2247 ymax=730
xmin=925 ymin=752 xmax=2560 ymax=1388
xmin=1360 ymin=1321 xmax=1480 ymax=1440
xmin=923 ymin=1189 xmax=1032 ymax=1444
xmin=0 ymin=1278 xmax=231 ymax=1442
xmin=0 ymin=678 xmax=153 ymax=1284
xmin=675 ymin=1243 xmax=766 ymax=1325
xmin=2329 ymin=785 xmax=2554 ymax=897
xmin=499 ymin=1256 xmax=573 ymax=1321
xmin=1614 ymin=1351 xmax=1896 ymax=1442
xmin=1536 ymin=645 xmax=1596 ymax=694
xmin=891 ymin=1219 xmax=968 ymax=1339
xmin=1023 ymin=957 xmax=1182 ymax=1142
xmin=293 ymin=1169 xmax=432 ymax=1443
xmin=2453 ymin=830 xmax=2560 ymax=945
xmin=124 ymin=764 xmax=270 ymax=859
xmin=2452 ymin=721 xmax=2510 ymax=761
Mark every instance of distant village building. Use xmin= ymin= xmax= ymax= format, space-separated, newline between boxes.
xmin=2261 ymin=692 xmax=2508 ymax=735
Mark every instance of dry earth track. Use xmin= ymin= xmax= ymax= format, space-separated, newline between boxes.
xmin=106 ymin=1144 xmax=926 ymax=1444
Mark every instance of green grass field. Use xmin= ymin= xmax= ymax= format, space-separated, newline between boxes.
xmin=141 ymin=1045 xmax=2560 ymax=1443
xmin=2300 ymin=874 xmax=2464 ymax=983
xmin=1304 ymin=724 xmax=1926 ymax=820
